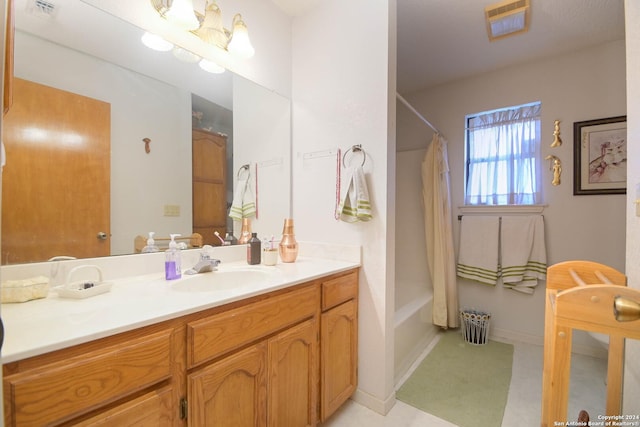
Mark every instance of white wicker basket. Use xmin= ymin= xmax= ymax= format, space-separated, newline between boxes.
xmin=460 ymin=309 xmax=491 ymax=345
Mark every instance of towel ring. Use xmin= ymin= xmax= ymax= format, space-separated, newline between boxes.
xmin=237 ymin=164 xmax=250 ymax=179
xmin=342 ymin=145 xmax=366 ymax=168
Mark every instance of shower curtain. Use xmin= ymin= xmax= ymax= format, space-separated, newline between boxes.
xmin=422 ymin=133 xmax=459 ymax=328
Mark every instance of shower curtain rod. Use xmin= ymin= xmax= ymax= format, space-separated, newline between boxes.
xmin=396 ymin=92 xmax=441 ymax=135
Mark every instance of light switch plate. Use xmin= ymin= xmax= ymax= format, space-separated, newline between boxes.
xmin=164 ymin=204 xmax=180 ymax=217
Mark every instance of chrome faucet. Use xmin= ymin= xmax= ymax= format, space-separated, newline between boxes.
xmin=185 ymin=246 xmax=221 ymax=275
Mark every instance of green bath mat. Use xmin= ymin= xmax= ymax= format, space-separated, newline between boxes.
xmin=396 ymin=330 xmax=514 ymax=427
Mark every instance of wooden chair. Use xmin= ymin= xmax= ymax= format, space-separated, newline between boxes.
xmin=133 ymin=233 xmax=203 ymax=253
xmin=541 ymin=260 xmax=636 ymax=427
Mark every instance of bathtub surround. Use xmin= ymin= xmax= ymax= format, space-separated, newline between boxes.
xmin=422 ymin=134 xmax=459 ymax=328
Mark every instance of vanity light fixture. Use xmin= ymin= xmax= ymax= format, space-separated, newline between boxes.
xmin=199 ymin=58 xmax=225 ymax=74
xmin=485 ymin=0 xmax=530 ymax=41
xmin=150 ymin=0 xmax=255 ymax=59
xmin=164 ymin=0 xmax=200 ymax=31
xmin=172 ymin=47 xmax=202 ymax=63
xmin=141 ymin=32 xmax=174 ymax=51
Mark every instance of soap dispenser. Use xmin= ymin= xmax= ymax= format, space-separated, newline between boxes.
xmin=141 ymin=232 xmax=160 ymax=253
xmin=165 ymin=234 xmax=182 ymax=280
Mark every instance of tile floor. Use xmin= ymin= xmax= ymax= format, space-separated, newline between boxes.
xmin=323 ymin=335 xmax=607 ymax=427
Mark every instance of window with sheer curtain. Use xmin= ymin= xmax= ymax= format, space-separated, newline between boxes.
xmin=464 ymin=102 xmax=542 ymax=205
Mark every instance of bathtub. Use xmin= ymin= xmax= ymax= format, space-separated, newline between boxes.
xmin=394 ymin=281 xmax=439 ymax=384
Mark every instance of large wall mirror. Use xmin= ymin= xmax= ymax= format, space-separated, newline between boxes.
xmin=2 ymin=0 xmax=291 ymax=264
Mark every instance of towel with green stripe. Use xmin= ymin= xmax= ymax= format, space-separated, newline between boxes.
xmin=456 ymin=216 xmax=500 ymax=285
xmin=500 ymin=215 xmax=547 ymax=294
xmin=338 ymin=166 xmax=372 ymax=222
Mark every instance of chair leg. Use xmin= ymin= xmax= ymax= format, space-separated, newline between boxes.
xmin=546 ymin=325 xmax=573 ymax=426
xmin=606 ymin=335 xmax=625 ymax=416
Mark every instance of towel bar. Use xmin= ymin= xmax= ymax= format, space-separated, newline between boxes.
xmin=342 ymin=144 xmax=366 ymax=168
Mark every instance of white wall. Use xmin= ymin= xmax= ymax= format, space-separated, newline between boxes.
xmin=398 ymin=40 xmax=627 ymax=352
xmin=623 ymin=0 xmax=640 ymax=414
xmin=291 ymin=0 xmax=397 ymax=414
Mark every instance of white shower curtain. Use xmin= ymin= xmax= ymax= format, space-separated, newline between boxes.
xmin=422 ymin=134 xmax=459 ymax=328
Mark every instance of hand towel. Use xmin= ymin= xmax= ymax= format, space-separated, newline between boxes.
xmin=229 ymin=177 xmax=248 ymax=221
xmin=338 ymin=166 xmax=372 ymax=222
xmin=229 ymin=165 xmax=256 ymax=220
xmin=456 ymin=216 xmax=500 ymax=285
xmin=500 ymin=215 xmax=547 ymax=294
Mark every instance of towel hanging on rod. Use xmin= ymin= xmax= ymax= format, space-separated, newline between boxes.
xmin=396 ymin=92 xmax=441 ymax=135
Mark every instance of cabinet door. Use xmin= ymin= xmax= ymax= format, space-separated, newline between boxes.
xmin=188 ymin=342 xmax=267 ymax=427
xmin=320 ymin=299 xmax=358 ymax=421
xmin=268 ymin=318 xmax=318 ymax=427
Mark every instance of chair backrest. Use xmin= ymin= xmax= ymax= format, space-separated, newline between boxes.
xmin=547 ymin=260 xmax=626 ymax=291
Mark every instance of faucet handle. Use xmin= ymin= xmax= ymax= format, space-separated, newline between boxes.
xmin=200 ymin=245 xmax=214 ymax=261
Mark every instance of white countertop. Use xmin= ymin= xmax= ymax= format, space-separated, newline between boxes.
xmin=1 ymin=256 xmax=359 ymax=363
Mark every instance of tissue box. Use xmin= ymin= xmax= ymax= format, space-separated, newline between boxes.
xmin=2 ymin=276 xmax=50 ymax=303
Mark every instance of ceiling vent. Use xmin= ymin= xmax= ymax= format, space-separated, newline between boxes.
xmin=485 ymin=0 xmax=530 ymax=41
xmin=27 ymin=0 xmax=58 ymax=19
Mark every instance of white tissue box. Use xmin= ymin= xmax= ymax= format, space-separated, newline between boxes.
xmin=1 ymin=276 xmax=50 ymax=303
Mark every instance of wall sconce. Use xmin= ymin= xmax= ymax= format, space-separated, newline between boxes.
xmin=544 ymin=155 xmax=562 ymax=186
xmin=551 ymin=120 xmax=562 ymax=147
xmin=149 ymin=0 xmax=255 ymax=59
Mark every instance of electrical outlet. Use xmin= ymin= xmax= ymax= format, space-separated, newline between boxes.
xmin=164 ymin=204 xmax=180 ymax=217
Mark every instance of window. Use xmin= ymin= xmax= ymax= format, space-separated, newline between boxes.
xmin=465 ymin=102 xmax=542 ymax=205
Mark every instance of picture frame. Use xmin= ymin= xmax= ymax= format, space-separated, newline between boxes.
xmin=573 ymin=116 xmax=627 ymax=195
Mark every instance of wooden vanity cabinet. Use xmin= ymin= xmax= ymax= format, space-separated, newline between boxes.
xmin=186 ymin=283 xmax=319 ymax=427
xmin=3 ymin=322 xmax=184 ymax=426
xmin=2 ymin=268 xmax=358 ymax=426
xmin=320 ymin=269 xmax=359 ymax=421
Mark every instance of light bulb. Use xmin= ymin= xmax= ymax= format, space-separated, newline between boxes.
xmin=199 ymin=59 xmax=225 ymax=74
xmin=166 ymin=0 xmax=200 ymax=31
xmin=172 ymin=47 xmax=201 ymax=63
xmin=141 ymin=32 xmax=174 ymax=52
xmin=227 ymin=15 xmax=255 ymax=59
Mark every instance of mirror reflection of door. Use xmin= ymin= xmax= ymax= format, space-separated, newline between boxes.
xmin=192 ymin=128 xmax=227 ymax=246
xmin=1 ymin=78 xmax=110 ymax=264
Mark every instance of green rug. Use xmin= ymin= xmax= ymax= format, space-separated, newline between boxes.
xmin=396 ymin=330 xmax=514 ymax=427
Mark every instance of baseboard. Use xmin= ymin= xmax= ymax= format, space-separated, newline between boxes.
xmin=351 ymin=388 xmax=397 ymax=415
xmin=394 ymin=326 xmax=439 ymax=385
xmin=489 ymin=327 xmax=544 ymax=346
xmin=490 ymin=327 xmax=608 ymax=359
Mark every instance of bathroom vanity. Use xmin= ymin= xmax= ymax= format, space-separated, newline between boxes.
xmin=2 ymin=257 xmax=359 ymax=426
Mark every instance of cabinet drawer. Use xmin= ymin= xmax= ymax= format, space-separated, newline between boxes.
xmin=73 ymin=386 xmax=174 ymax=427
xmin=187 ymin=284 xmax=319 ymax=368
xmin=322 ymin=270 xmax=358 ymax=311
xmin=4 ymin=329 xmax=173 ymax=426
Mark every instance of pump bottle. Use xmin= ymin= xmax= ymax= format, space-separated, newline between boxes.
xmin=141 ymin=232 xmax=160 ymax=253
xmin=165 ymin=234 xmax=182 ymax=280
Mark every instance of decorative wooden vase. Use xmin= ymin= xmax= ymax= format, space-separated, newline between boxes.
xmin=238 ymin=218 xmax=252 ymax=245
xmin=278 ymin=218 xmax=298 ymax=263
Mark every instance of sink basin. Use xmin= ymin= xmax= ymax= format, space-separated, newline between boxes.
xmin=171 ymin=269 xmax=277 ymax=293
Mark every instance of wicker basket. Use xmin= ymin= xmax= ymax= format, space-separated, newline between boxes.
xmin=460 ymin=309 xmax=491 ymax=345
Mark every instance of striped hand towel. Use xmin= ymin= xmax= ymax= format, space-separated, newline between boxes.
xmin=456 ymin=216 xmax=500 ymax=285
xmin=338 ymin=166 xmax=372 ymax=222
xmin=500 ymin=215 xmax=547 ymax=294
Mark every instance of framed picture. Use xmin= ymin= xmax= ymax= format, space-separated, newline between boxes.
xmin=573 ymin=116 xmax=627 ymax=195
